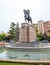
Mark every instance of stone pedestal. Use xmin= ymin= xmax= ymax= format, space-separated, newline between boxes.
xmin=19 ymin=23 xmax=36 ymax=43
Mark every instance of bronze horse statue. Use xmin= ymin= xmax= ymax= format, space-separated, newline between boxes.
xmin=23 ymin=9 xmax=32 ymax=24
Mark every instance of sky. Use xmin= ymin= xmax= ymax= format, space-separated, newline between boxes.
xmin=0 ymin=0 xmax=50 ymax=33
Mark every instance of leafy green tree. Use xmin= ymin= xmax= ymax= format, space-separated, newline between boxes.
xmin=8 ymin=22 xmax=20 ymax=42
xmin=37 ymin=33 xmax=48 ymax=41
xmin=15 ymin=22 xmax=19 ymax=42
xmin=8 ymin=22 xmax=16 ymax=40
xmin=37 ymin=33 xmax=44 ymax=41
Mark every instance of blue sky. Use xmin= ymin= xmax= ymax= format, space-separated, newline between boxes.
xmin=0 ymin=0 xmax=50 ymax=32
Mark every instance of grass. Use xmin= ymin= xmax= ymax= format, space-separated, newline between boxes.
xmin=0 ymin=62 xmax=34 ymax=65
xmin=0 ymin=62 xmax=50 ymax=65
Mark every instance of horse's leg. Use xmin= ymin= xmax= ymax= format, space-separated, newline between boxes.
xmin=28 ymin=19 xmax=29 ymax=23
xmin=25 ymin=18 xmax=27 ymax=23
xmin=31 ymin=20 xmax=32 ymax=24
xmin=28 ymin=20 xmax=29 ymax=23
xmin=30 ymin=18 xmax=32 ymax=24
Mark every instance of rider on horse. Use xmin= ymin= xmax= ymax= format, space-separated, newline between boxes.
xmin=23 ymin=9 xmax=32 ymax=24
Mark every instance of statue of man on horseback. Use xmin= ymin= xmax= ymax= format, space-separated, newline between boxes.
xmin=23 ymin=9 xmax=32 ymax=24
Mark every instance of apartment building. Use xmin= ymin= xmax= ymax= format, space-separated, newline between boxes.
xmin=37 ymin=20 xmax=50 ymax=34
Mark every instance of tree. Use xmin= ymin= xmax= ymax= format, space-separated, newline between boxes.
xmin=3 ymin=35 xmax=15 ymax=42
xmin=8 ymin=22 xmax=16 ymax=40
xmin=48 ymin=29 xmax=50 ymax=32
xmin=43 ymin=33 xmax=47 ymax=40
xmin=48 ymin=29 xmax=50 ymax=34
xmin=47 ymin=34 xmax=50 ymax=41
xmin=37 ymin=33 xmax=44 ymax=41
xmin=0 ymin=33 xmax=6 ymax=41
xmin=37 ymin=33 xmax=48 ymax=41
xmin=8 ymin=22 xmax=20 ymax=42
xmin=35 ymin=29 xmax=38 ymax=35
xmin=15 ymin=22 xmax=19 ymax=42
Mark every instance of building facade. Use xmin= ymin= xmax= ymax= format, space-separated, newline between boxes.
xmin=36 ymin=20 xmax=50 ymax=34
xmin=44 ymin=21 xmax=50 ymax=34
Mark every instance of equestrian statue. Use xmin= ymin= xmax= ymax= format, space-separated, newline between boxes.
xmin=23 ymin=9 xmax=32 ymax=24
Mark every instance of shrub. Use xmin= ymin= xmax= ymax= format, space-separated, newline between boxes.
xmin=0 ymin=33 xmax=6 ymax=41
xmin=47 ymin=34 xmax=50 ymax=41
xmin=37 ymin=34 xmax=43 ymax=41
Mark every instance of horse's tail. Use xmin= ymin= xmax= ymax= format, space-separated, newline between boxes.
xmin=31 ymin=18 xmax=32 ymax=24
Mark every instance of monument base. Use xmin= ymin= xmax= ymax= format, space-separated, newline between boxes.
xmin=19 ymin=23 xmax=36 ymax=43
